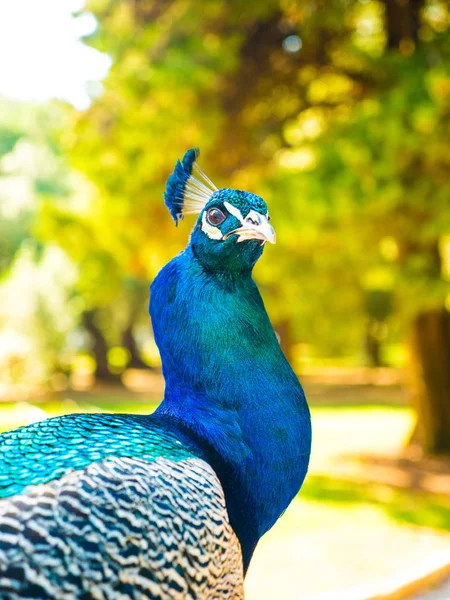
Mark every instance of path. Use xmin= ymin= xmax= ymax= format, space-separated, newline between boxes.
xmin=411 ymin=577 xmax=450 ymax=599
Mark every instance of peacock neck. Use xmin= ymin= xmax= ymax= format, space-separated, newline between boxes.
xmin=150 ymin=246 xmax=311 ymax=570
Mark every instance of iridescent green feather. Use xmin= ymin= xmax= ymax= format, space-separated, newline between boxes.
xmin=0 ymin=414 xmax=195 ymax=498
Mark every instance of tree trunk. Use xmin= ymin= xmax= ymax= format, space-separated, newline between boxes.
xmin=383 ymin=0 xmax=423 ymax=50
xmin=408 ymin=308 xmax=450 ymax=454
xmin=122 ymin=324 xmax=151 ymax=370
xmin=365 ymin=322 xmax=383 ymax=367
xmin=82 ymin=310 xmax=120 ymax=383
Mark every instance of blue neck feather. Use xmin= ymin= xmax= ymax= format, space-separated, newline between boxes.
xmin=150 ymin=245 xmax=311 ymax=571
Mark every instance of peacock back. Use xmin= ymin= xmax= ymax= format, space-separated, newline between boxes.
xmin=0 ymin=414 xmax=244 ymax=599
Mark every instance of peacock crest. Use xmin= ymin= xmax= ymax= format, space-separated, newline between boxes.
xmin=164 ymin=148 xmax=218 ymax=225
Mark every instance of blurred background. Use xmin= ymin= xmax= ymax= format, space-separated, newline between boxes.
xmin=0 ymin=0 xmax=450 ymax=598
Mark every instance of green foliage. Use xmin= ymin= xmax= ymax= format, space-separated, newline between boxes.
xmin=303 ymin=54 xmax=450 ymax=316
xmin=303 ymin=474 xmax=450 ymax=532
xmin=0 ymin=99 xmax=80 ymax=389
xmin=62 ymin=0 xmax=447 ymax=360
xmin=0 ymin=98 xmax=71 ymax=274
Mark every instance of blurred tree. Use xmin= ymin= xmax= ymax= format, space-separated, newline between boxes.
xmin=364 ymin=289 xmax=394 ymax=366
xmin=73 ymin=0 xmax=374 ymax=359
xmin=293 ymin=3 xmax=450 ymax=451
xmin=36 ymin=203 xmax=154 ymax=380
xmin=70 ymin=0 xmax=449 ymax=451
xmin=0 ymin=98 xmax=78 ymax=390
xmin=0 ymin=100 xmax=52 ymax=275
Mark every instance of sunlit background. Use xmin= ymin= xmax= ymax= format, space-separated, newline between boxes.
xmin=1 ymin=0 xmax=450 ymax=598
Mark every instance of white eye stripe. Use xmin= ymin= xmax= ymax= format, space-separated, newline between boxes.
xmin=201 ymin=211 xmax=223 ymax=240
xmin=223 ymin=201 xmax=266 ymax=227
xmin=201 ymin=201 xmax=243 ymax=240
xmin=223 ymin=201 xmax=244 ymax=223
xmin=201 ymin=201 xmax=269 ymax=241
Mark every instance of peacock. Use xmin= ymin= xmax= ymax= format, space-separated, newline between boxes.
xmin=0 ymin=149 xmax=311 ymax=599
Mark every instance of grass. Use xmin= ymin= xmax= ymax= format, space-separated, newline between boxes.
xmin=2 ymin=390 xmax=450 ymax=599
xmin=302 ymin=475 xmax=450 ymax=532
xmin=0 ymin=396 xmax=160 ymax=432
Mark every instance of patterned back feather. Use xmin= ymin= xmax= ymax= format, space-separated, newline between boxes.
xmin=0 ymin=414 xmax=244 ymax=599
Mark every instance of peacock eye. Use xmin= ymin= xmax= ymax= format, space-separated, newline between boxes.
xmin=206 ymin=208 xmax=226 ymax=227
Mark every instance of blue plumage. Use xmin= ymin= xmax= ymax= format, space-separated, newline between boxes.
xmin=151 ymin=244 xmax=311 ymax=570
xmin=164 ymin=147 xmax=199 ymax=224
xmin=0 ymin=414 xmax=196 ymax=499
xmin=0 ymin=149 xmax=311 ymax=599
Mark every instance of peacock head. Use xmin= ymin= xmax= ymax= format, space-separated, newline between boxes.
xmin=164 ymin=149 xmax=275 ymax=274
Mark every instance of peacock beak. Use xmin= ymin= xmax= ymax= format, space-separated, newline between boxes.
xmin=225 ymin=212 xmax=276 ymax=245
